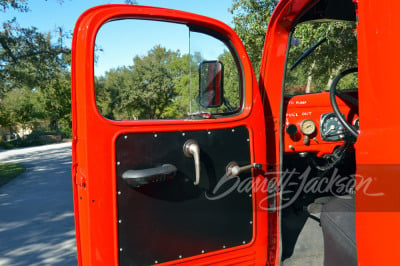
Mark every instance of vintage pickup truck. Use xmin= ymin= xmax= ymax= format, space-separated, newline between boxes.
xmin=71 ymin=0 xmax=400 ymax=265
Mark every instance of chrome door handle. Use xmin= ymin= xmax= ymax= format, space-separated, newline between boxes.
xmin=122 ymin=164 xmax=177 ymax=188
xmin=226 ymin=162 xmax=262 ymax=177
xmin=183 ymin=139 xmax=201 ymax=185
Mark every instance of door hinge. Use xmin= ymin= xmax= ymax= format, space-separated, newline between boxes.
xmin=71 ymin=135 xmax=78 ymax=185
xmin=76 ymin=173 xmax=87 ymax=189
xmin=72 ymin=163 xmax=78 ymax=184
xmin=73 ymin=167 xmax=87 ymax=190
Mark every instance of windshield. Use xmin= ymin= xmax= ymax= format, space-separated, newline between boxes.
xmin=284 ymin=21 xmax=358 ymax=96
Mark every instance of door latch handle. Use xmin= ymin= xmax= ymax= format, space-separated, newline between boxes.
xmin=226 ymin=162 xmax=263 ymax=177
xmin=183 ymin=139 xmax=201 ymax=185
xmin=122 ymin=164 xmax=177 ymax=188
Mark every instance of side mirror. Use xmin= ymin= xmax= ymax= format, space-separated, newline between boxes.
xmin=199 ymin=60 xmax=224 ymax=108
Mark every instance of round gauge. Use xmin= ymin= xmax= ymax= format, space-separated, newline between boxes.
xmin=300 ymin=119 xmax=316 ymax=135
xmin=320 ymin=113 xmax=345 ymax=141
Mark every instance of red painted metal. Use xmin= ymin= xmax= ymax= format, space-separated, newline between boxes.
xmin=258 ymin=0 xmax=400 ymax=265
xmin=72 ymin=4 xmax=267 ymax=265
xmin=72 ymin=0 xmax=400 ymax=265
xmin=355 ymin=0 xmax=400 ymax=265
xmin=259 ymin=1 xmax=316 ymax=263
xmin=283 ymin=92 xmax=358 ymax=156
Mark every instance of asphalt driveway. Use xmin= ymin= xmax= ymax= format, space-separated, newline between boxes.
xmin=0 ymin=143 xmax=77 ymax=265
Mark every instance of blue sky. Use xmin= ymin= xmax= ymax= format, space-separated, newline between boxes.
xmin=3 ymin=0 xmax=234 ymax=36
xmin=3 ymin=0 xmax=235 ymax=75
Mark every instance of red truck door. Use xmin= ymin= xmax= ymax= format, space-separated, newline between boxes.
xmin=72 ymin=5 xmax=270 ymax=265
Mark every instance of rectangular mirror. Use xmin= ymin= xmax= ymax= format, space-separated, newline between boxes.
xmin=199 ymin=60 xmax=224 ymax=108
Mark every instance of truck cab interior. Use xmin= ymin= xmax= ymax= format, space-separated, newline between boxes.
xmin=280 ymin=0 xmax=358 ymax=265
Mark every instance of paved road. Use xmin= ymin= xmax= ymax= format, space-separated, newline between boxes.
xmin=0 ymin=143 xmax=77 ymax=266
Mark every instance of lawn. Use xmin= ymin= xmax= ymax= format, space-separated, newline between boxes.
xmin=0 ymin=163 xmax=26 ymax=187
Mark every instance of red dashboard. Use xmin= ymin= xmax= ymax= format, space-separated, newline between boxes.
xmin=283 ymin=91 xmax=358 ymax=156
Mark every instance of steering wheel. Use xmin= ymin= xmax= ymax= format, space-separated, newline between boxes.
xmin=329 ymin=67 xmax=359 ymax=139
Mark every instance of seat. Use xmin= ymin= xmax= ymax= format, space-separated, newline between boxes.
xmin=320 ymin=197 xmax=357 ymax=266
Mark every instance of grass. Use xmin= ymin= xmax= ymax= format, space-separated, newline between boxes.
xmin=0 ymin=163 xmax=26 ymax=187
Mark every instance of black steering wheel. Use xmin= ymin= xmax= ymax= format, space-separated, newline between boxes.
xmin=329 ymin=67 xmax=359 ymax=139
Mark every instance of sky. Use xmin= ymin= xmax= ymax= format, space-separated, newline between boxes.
xmin=3 ymin=0 xmax=235 ymax=75
xmin=3 ymin=0 xmax=234 ymax=31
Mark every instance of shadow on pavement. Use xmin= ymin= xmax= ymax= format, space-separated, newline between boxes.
xmin=0 ymin=144 xmax=77 ymax=265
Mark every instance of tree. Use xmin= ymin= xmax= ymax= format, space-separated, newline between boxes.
xmin=230 ymin=0 xmax=358 ymax=94
xmin=285 ymin=21 xmax=358 ymax=94
xmin=0 ymin=19 xmax=70 ymax=98
xmin=122 ymin=46 xmax=185 ymax=119
xmin=124 ymin=0 xmax=138 ymax=4
xmin=95 ymin=46 xmax=246 ymax=121
xmin=39 ymin=70 xmax=71 ymax=130
xmin=229 ymin=0 xmax=279 ymax=74
xmin=95 ymin=67 xmax=129 ymax=120
xmin=96 ymin=46 xmax=189 ymax=120
xmin=0 ymin=0 xmax=71 ymax=135
xmin=218 ymin=51 xmax=240 ymax=110
xmin=0 ymin=0 xmax=64 ymax=12
xmin=0 ymin=87 xmax=42 ymax=134
xmin=0 ymin=0 xmax=29 ymax=12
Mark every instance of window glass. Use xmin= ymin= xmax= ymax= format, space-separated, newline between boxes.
xmin=94 ymin=19 xmax=241 ymax=120
xmin=285 ymin=21 xmax=358 ymax=96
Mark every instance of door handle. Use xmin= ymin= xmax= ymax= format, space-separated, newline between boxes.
xmin=183 ymin=139 xmax=201 ymax=185
xmin=226 ymin=162 xmax=262 ymax=177
xmin=122 ymin=164 xmax=177 ymax=188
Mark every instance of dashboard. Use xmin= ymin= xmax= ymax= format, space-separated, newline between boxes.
xmin=283 ymin=91 xmax=358 ymax=156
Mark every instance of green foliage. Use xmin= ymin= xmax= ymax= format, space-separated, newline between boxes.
xmin=124 ymin=0 xmax=138 ymax=4
xmin=0 ymin=162 xmax=25 ymax=187
xmin=230 ymin=0 xmax=279 ymax=74
xmin=0 ymin=129 xmax=65 ymax=149
xmin=0 ymin=0 xmax=71 ymax=141
xmin=38 ymin=70 xmax=71 ymax=130
xmin=0 ymin=87 xmax=42 ymax=132
xmin=229 ymin=1 xmax=358 ymax=94
xmin=0 ymin=0 xmax=29 ymax=12
xmin=285 ymin=21 xmax=358 ymax=95
xmin=0 ymin=19 xmax=70 ymax=98
xmin=0 ymin=100 xmax=12 ymax=131
xmin=218 ymin=51 xmax=240 ymax=110
xmin=96 ymin=46 xmax=196 ymax=120
xmin=95 ymin=73 xmax=121 ymax=120
xmin=95 ymin=45 xmax=242 ymax=120
xmin=0 ymin=0 xmax=64 ymax=12
xmin=125 ymin=46 xmax=180 ymax=119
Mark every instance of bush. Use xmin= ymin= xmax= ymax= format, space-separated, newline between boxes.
xmin=0 ymin=130 xmax=65 ymax=149
xmin=58 ymin=119 xmax=72 ymax=139
xmin=0 ymin=141 xmax=15 ymax=149
xmin=59 ymin=126 xmax=72 ymax=139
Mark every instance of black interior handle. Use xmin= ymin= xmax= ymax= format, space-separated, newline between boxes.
xmin=122 ymin=164 xmax=177 ymax=188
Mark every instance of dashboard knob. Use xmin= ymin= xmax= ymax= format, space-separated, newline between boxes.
xmin=286 ymin=124 xmax=298 ymax=136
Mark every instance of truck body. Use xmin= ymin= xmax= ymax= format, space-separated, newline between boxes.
xmin=71 ymin=0 xmax=400 ymax=265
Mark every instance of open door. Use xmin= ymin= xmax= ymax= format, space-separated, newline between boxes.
xmin=72 ymin=5 xmax=268 ymax=265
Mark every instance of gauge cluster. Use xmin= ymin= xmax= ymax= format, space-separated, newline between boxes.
xmin=320 ymin=113 xmax=345 ymax=141
xmin=283 ymin=91 xmax=359 ymax=155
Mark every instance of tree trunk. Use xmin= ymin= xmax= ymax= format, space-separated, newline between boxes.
xmin=49 ymin=119 xmax=58 ymax=131
xmin=306 ymin=60 xmax=316 ymax=93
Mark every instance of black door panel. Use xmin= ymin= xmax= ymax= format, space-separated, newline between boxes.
xmin=116 ymin=126 xmax=253 ymax=265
